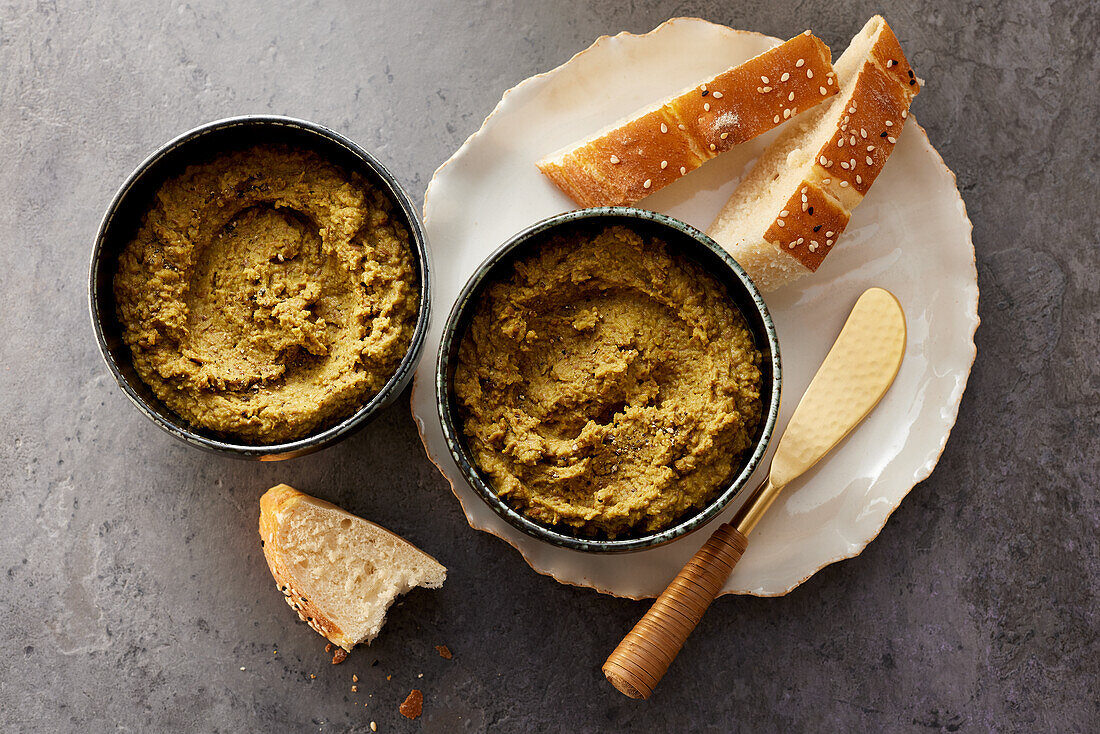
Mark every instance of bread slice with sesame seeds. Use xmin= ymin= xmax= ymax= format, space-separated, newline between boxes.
xmin=259 ymin=484 xmax=446 ymax=653
xmin=537 ymin=30 xmax=838 ymax=207
xmin=708 ymin=15 xmax=921 ymax=292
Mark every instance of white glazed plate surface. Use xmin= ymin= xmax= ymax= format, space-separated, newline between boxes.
xmin=411 ymin=18 xmax=978 ymax=598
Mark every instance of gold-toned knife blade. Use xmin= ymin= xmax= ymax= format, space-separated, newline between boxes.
xmin=735 ymin=287 xmax=907 ymax=534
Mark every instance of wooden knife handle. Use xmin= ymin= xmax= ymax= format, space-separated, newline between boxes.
xmin=602 ymin=522 xmax=748 ymax=699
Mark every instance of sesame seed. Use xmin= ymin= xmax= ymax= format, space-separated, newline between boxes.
xmin=643 ymin=179 xmax=652 ymax=189
xmin=849 ymin=107 xmax=856 ymax=114
xmin=789 ymin=242 xmax=796 ymax=249
xmin=679 ymin=123 xmax=686 ymax=130
xmin=840 ymin=181 xmax=849 ymax=187
xmin=660 ymin=123 xmax=668 ymax=133
xmin=827 ymin=77 xmax=834 ymax=85
xmin=680 ymin=166 xmax=687 ymax=174
xmin=720 ymin=132 xmax=729 ymax=140
xmin=838 ymin=138 xmax=845 ymax=148
xmin=763 ymin=86 xmax=772 ymax=92
xmin=819 ymin=155 xmax=828 ymax=165
xmin=856 ymin=175 xmax=863 ymax=184
xmin=712 ymin=91 xmax=723 ymax=99
xmin=860 ymin=128 xmax=867 ymax=138
xmin=887 ymin=59 xmax=895 ymax=67
xmin=788 ymin=91 xmax=795 ymax=102
xmin=822 ymin=178 xmax=831 ymax=184
xmin=826 ymin=231 xmax=834 ymax=237
xmin=888 ymin=136 xmax=897 ymax=144
xmin=757 ymin=86 xmax=764 ymax=93
xmin=704 ymin=102 xmax=710 ymax=111
xmin=801 ymin=187 xmax=808 ymax=194
xmin=827 ymin=71 xmax=835 ymax=77
xmin=901 ymin=110 xmax=908 ymax=119
xmin=820 ymin=86 xmax=828 ymax=95
xmin=777 ymin=219 xmax=785 ymax=227
xmin=773 ymin=114 xmax=780 ymax=123
xmin=784 ymin=108 xmax=792 ymax=118
xmin=840 ymin=161 xmax=849 ymax=169
xmin=850 ymin=135 xmax=856 ymax=145
xmin=781 ymin=72 xmax=790 ymax=82
xmin=797 ymin=237 xmax=804 ymax=244
xmin=796 ymin=58 xmax=805 ymax=67
xmin=801 ymin=193 xmax=808 ymax=202
xmin=802 ymin=202 xmax=808 ymax=212
xmin=709 ymin=143 xmax=716 ymax=150
xmin=809 ymin=242 xmax=817 ymax=251
xmin=867 ymin=145 xmax=875 ymax=151
xmin=780 ymin=210 xmax=789 ymax=217
xmin=240 ymin=667 xmax=246 ymax=671
xmin=807 ymin=69 xmax=813 ymax=78
xmin=701 ymin=84 xmax=707 ymax=92
xmin=761 ymin=76 xmax=769 ymax=83
xmin=609 ymin=155 xmax=619 ymax=164
xmin=827 ymin=239 xmax=834 ymax=246
xmin=660 ymin=160 xmax=668 ymax=168
xmin=885 ymin=120 xmax=894 ymax=127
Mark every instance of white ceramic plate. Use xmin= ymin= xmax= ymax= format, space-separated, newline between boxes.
xmin=411 ymin=18 xmax=978 ymax=598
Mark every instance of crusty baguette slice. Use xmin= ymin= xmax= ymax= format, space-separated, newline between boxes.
xmin=259 ymin=484 xmax=446 ymax=652
xmin=537 ymin=31 xmax=838 ymax=207
xmin=707 ymin=16 xmax=920 ymax=291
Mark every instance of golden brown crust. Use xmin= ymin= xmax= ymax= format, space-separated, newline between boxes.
xmin=537 ymin=31 xmax=837 ymax=207
xmin=867 ymin=19 xmax=921 ymax=94
xmin=259 ymin=484 xmax=352 ymax=650
xmin=763 ymin=182 xmax=851 ymax=272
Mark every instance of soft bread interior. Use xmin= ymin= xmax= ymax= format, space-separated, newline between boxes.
xmin=708 ymin=17 xmax=886 ymax=290
xmin=277 ymin=498 xmax=446 ymax=647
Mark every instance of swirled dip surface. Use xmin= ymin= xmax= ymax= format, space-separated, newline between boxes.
xmin=114 ymin=145 xmax=417 ymax=443
xmin=455 ymin=226 xmax=762 ymax=537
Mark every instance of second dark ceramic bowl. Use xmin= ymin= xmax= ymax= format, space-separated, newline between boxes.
xmin=437 ymin=208 xmax=781 ymax=552
xmin=90 ymin=115 xmax=431 ymax=460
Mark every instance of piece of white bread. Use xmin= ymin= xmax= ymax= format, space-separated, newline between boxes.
xmin=537 ymin=31 xmax=839 ymax=207
xmin=259 ymin=484 xmax=446 ymax=652
xmin=707 ymin=16 xmax=921 ymax=292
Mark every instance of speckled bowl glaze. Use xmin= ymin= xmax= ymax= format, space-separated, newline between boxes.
xmin=90 ymin=115 xmax=431 ymax=460
xmin=436 ymin=207 xmax=781 ymax=552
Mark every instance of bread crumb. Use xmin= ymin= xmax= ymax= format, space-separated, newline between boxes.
xmin=332 ymin=648 xmax=348 ymax=665
xmin=352 ymin=674 xmax=359 ymax=682
xmin=325 ymin=643 xmax=333 ymax=653
xmin=239 ymin=667 xmax=246 ymax=671
xmin=399 ymin=690 xmax=423 ymax=720
xmin=435 ymin=645 xmax=452 ymax=660
xmin=351 ymin=685 xmax=358 ymax=693
xmin=417 ymin=673 xmax=423 ymax=678
xmin=370 ymin=723 xmax=377 ymax=731
xmin=386 ymin=675 xmax=392 ymax=681
xmin=310 ymin=674 xmax=316 ymax=679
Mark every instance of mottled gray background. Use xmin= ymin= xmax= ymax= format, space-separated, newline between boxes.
xmin=1 ymin=0 xmax=1097 ymax=731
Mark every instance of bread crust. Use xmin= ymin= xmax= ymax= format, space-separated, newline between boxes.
xmin=763 ymin=182 xmax=851 ymax=272
xmin=260 ymin=484 xmax=352 ymax=648
xmin=537 ymin=31 xmax=838 ymax=207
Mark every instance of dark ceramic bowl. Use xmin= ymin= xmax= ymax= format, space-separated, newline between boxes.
xmin=436 ymin=208 xmax=781 ymax=552
xmin=90 ymin=115 xmax=430 ymax=460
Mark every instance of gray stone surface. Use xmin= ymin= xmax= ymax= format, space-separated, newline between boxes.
xmin=1 ymin=0 xmax=1097 ymax=730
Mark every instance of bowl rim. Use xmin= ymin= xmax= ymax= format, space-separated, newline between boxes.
xmin=89 ymin=114 xmax=431 ymax=460
xmin=435 ymin=206 xmax=781 ymax=552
